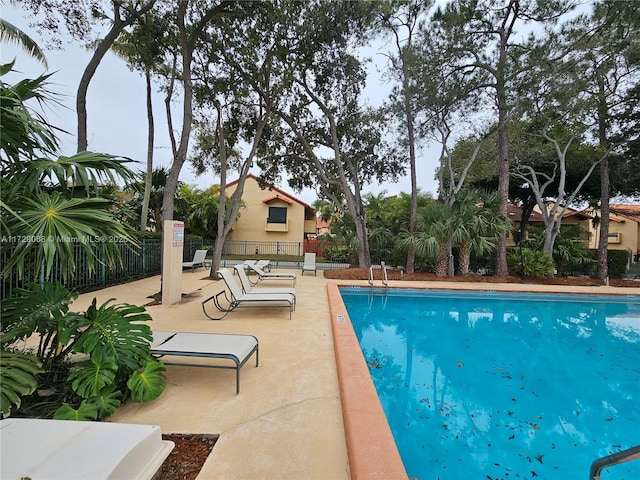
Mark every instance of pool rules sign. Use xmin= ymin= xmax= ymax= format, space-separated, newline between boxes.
xmin=163 ymin=221 xmax=184 ymax=304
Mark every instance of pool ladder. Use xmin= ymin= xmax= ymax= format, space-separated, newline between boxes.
xmin=590 ymin=445 xmax=640 ymax=479
xmin=368 ymin=262 xmax=388 ymax=288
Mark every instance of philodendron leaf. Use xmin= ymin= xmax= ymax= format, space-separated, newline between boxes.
xmin=68 ymin=353 xmax=117 ymax=399
xmin=86 ymin=390 xmax=122 ymax=419
xmin=74 ymin=300 xmax=153 ymax=371
xmin=0 ymin=349 xmax=43 ymax=415
xmin=53 ymin=400 xmax=98 ymax=421
xmin=127 ymin=359 xmax=166 ymax=402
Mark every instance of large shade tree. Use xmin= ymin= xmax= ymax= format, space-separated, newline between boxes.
xmin=257 ymin=1 xmax=403 ymax=268
xmin=550 ymin=0 xmax=640 ymax=279
xmin=428 ymin=0 xmax=576 ymax=275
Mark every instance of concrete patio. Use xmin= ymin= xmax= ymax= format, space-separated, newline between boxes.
xmin=72 ymin=268 xmax=350 ymax=480
xmin=69 ymin=268 xmax=640 ymax=479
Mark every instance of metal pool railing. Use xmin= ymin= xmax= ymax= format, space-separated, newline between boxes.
xmin=368 ymin=262 xmax=389 ymax=288
xmin=590 ymin=445 xmax=640 ymax=479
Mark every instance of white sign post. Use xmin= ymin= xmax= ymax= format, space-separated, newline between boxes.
xmin=162 ymin=220 xmax=184 ymax=305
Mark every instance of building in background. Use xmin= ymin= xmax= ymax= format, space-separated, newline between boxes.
xmin=225 ymin=174 xmax=316 ymax=253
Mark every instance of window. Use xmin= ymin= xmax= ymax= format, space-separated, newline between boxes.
xmin=267 ymin=207 xmax=287 ymax=224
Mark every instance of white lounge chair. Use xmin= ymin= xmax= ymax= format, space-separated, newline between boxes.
xmin=233 ymin=265 xmax=296 ymax=306
xmin=247 ymin=263 xmax=297 ymax=286
xmin=238 ymin=259 xmax=272 ymax=274
xmin=301 ymin=252 xmax=317 ymax=276
xmin=151 ymin=331 xmax=258 ymax=394
xmin=183 ymin=249 xmax=209 ymax=271
xmin=202 ymin=269 xmax=295 ymax=320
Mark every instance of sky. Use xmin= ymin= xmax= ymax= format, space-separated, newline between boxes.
xmin=1 ymin=4 xmax=441 ymax=207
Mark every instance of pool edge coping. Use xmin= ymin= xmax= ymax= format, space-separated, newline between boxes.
xmin=327 ymin=282 xmax=408 ymax=480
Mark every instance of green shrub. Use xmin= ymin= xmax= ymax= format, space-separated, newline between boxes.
xmin=507 ymin=248 xmax=555 ymax=278
xmin=607 ymin=250 xmax=628 ymax=279
xmin=323 ymin=246 xmax=352 ymax=263
xmin=0 ymin=282 xmax=166 ymax=419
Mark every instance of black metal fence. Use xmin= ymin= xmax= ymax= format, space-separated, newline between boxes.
xmin=1 ymin=238 xmax=207 ymax=300
xmin=1 ymin=239 xmax=356 ymax=299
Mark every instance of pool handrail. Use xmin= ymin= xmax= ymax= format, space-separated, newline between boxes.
xmin=381 ymin=261 xmax=388 ymax=287
xmin=590 ymin=445 xmax=640 ymax=479
xmin=368 ymin=263 xmax=389 ymax=288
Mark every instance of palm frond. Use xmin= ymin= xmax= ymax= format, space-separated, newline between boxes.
xmin=0 ymin=19 xmax=48 ymax=68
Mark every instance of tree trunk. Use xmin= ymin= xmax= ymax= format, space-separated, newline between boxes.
xmin=354 ymin=213 xmax=371 ymax=269
xmin=399 ymin=29 xmax=417 ymax=275
xmin=493 ymin=2 xmax=518 ymax=277
xmin=162 ymin=1 xmax=193 ymax=225
xmin=76 ymin=1 xmax=156 ymax=152
xmin=596 ymin=73 xmax=610 ymax=280
xmin=77 ymin=16 xmax=126 ymax=152
xmin=404 ymin=98 xmax=417 ymax=274
xmin=543 ymin=222 xmax=560 ymax=259
xmin=494 ymin=58 xmax=510 ymax=276
xmin=141 ymin=69 xmax=154 ymax=231
xmin=434 ymin=246 xmax=448 ymax=276
xmin=209 ymin=104 xmax=269 ymax=277
xmin=459 ymin=244 xmax=471 ymax=275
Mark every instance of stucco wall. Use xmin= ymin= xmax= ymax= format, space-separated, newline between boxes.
xmin=225 ymin=176 xmax=309 ymax=244
xmin=587 ymin=214 xmax=639 ymax=254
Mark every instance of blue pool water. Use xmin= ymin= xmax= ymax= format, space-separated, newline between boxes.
xmin=340 ymin=288 xmax=640 ymax=480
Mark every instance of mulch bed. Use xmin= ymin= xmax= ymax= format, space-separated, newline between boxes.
xmin=156 ymin=434 xmax=219 ymax=480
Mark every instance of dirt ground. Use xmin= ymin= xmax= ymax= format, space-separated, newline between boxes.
xmin=323 ymin=267 xmax=640 ymax=288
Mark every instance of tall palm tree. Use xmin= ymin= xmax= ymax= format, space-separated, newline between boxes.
xmin=108 ymin=12 xmax=172 ymax=231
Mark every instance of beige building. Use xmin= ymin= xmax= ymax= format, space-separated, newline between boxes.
xmin=584 ymin=205 xmax=640 ymax=261
xmin=518 ymin=202 xmax=640 ymax=261
xmin=225 ymin=174 xmax=316 ymax=252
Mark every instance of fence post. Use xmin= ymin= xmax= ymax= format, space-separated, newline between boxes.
xmin=100 ymin=253 xmax=106 ymax=286
xmin=142 ymin=238 xmax=147 ymax=274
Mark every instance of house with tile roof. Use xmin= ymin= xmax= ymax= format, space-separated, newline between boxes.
xmin=584 ymin=204 xmax=640 ymax=262
xmin=507 ymin=202 xmax=592 ymax=246
xmin=224 ymin=174 xmax=316 ymax=249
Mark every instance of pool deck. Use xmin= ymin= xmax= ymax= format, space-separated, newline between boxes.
xmin=69 ymin=271 xmax=640 ymax=479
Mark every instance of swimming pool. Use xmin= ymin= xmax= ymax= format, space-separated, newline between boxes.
xmin=340 ymin=288 xmax=640 ymax=480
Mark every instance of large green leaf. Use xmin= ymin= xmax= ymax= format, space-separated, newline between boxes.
xmin=68 ymin=352 xmax=118 ymax=399
xmin=3 ymin=192 xmax=135 ymax=281
xmin=127 ymin=359 xmax=166 ymax=402
xmin=74 ymin=299 xmax=153 ymax=372
xmin=86 ymin=390 xmax=122 ymax=418
xmin=0 ymin=67 xmax=59 ymax=167
xmin=0 ymin=282 xmax=76 ymax=335
xmin=0 ymin=349 xmax=43 ymax=415
xmin=53 ymin=400 xmax=98 ymax=421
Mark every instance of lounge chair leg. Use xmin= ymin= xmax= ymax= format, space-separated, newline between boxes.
xmin=202 ymin=291 xmax=236 ymax=320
